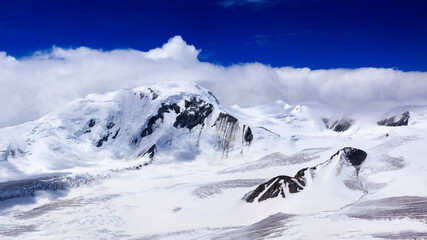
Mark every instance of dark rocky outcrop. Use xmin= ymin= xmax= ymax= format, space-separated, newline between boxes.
xmin=322 ymin=118 xmax=354 ymax=132
xmin=245 ymin=147 xmax=367 ymax=203
xmin=143 ymin=144 xmax=156 ymax=159
xmin=88 ymin=119 xmax=96 ymax=128
xmin=244 ymin=126 xmax=253 ymax=144
xmin=245 ymin=173 xmax=305 ymax=203
xmin=173 ymin=97 xmax=213 ymax=130
xmin=342 ymin=147 xmax=367 ymax=169
xmin=84 ymin=119 xmax=96 ymax=134
xmin=96 ymin=133 xmax=110 ymax=147
xmin=245 ymin=176 xmax=285 ymax=203
xmin=142 ymin=103 xmax=180 ymax=137
xmin=377 ymin=111 xmax=410 ymax=127
xmin=111 ymin=128 xmax=120 ymax=139
xmin=216 ymin=113 xmax=238 ymax=125
xmin=131 ymin=103 xmax=181 ymax=146
xmin=107 ymin=122 xmax=115 ymax=129
xmin=148 ymin=88 xmax=159 ymax=100
xmin=94 ymin=119 xmax=121 ymax=147
xmin=125 ymin=96 xmax=252 ymax=155
xmin=214 ymin=113 xmax=239 ymax=154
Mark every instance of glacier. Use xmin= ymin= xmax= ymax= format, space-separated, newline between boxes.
xmin=0 ymin=81 xmax=426 ymax=239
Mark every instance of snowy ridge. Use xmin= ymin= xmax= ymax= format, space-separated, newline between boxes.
xmin=244 ymin=147 xmax=367 ymax=203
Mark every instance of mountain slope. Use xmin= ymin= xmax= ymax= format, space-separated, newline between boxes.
xmin=0 ymin=82 xmax=261 ymax=183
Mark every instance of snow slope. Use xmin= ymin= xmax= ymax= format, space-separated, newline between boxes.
xmin=0 ymin=82 xmax=426 ymax=239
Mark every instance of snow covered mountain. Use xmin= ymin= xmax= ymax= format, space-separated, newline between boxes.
xmin=0 ymin=82 xmax=256 ymax=182
xmin=0 ymin=82 xmax=426 ymax=239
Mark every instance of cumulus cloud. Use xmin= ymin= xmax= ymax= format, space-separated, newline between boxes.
xmin=0 ymin=35 xmax=427 ymax=127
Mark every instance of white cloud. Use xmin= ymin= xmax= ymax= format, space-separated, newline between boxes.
xmin=0 ymin=35 xmax=427 ymax=127
xmin=146 ymin=36 xmax=200 ymax=62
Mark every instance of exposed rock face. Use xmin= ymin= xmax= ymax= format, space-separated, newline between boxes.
xmin=84 ymin=119 xmax=96 ymax=133
xmin=147 ymin=88 xmax=159 ymax=100
xmin=322 ymin=118 xmax=354 ymax=132
xmin=216 ymin=112 xmax=238 ymax=125
xmin=125 ymin=94 xmax=253 ymax=158
xmin=173 ymin=97 xmax=213 ymax=130
xmin=342 ymin=147 xmax=367 ymax=170
xmin=107 ymin=122 xmax=115 ymax=129
xmin=88 ymin=119 xmax=96 ymax=128
xmin=96 ymin=133 xmax=110 ymax=147
xmin=245 ymin=171 xmax=306 ymax=203
xmin=244 ymin=147 xmax=367 ymax=203
xmin=377 ymin=111 xmax=410 ymax=126
xmin=111 ymin=128 xmax=120 ymax=139
xmin=214 ymin=113 xmax=240 ymax=154
xmin=131 ymin=103 xmax=181 ymax=147
xmin=243 ymin=126 xmax=253 ymax=144
xmin=95 ymin=118 xmax=122 ymax=147
xmin=142 ymin=144 xmax=156 ymax=159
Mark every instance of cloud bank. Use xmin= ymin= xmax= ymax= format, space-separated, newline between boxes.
xmin=1 ymin=36 xmax=427 ymax=127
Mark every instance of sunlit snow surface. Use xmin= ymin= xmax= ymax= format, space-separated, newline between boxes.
xmin=0 ymin=82 xmax=426 ymax=239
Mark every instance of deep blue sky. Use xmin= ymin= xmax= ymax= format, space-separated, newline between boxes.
xmin=0 ymin=0 xmax=426 ymax=71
